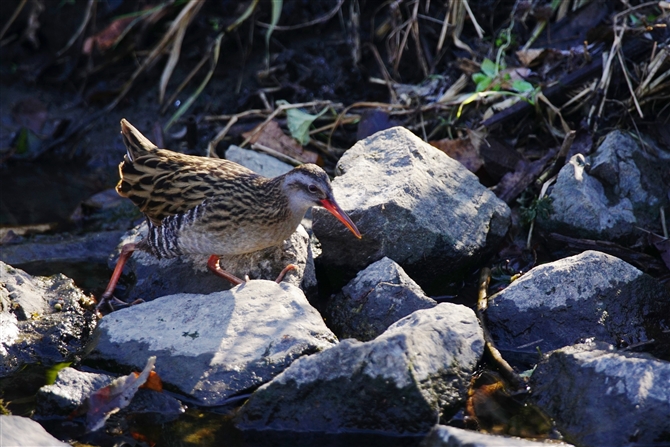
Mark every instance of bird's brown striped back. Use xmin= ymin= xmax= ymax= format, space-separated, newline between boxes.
xmin=117 ymin=119 xmax=260 ymax=225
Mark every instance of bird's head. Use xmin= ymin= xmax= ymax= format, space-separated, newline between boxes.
xmin=282 ymin=164 xmax=361 ymax=239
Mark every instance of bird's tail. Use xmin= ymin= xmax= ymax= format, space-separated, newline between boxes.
xmin=120 ymin=119 xmax=157 ymax=162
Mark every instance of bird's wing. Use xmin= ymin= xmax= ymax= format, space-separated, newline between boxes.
xmin=117 ymin=120 xmax=258 ymax=225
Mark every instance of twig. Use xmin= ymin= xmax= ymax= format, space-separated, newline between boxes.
xmin=207 ymin=109 xmax=267 ymax=157
xmin=251 ymin=143 xmax=302 ymax=166
xmin=0 ymin=0 xmax=28 ymax=43
xmin=476 ymin=268 xmax=523 ymax=388
xmin=661 ymin=207 xmax=668 ymax=239
xmin=55 ymin=0 xmax=95 ymax=57
xmin=617 ymin=48 xmax=644 ymax=118
xmin=256 ymin=0 xmax=344 ymax=31
xmin=160 ymin=41 xmax=212 ymax=114
xmin=107 ymin=0 xmax=205 ymax=111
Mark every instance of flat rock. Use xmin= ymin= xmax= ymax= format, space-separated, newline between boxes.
xmin=110 ymin=222 xmax=316 ymax=302
xmin=235 ymin=303 xmax=484 ymax=434
xmin=326 ymin=256 xmax=436 ymax=341
xmin=539 ymin=131 xmax=670 ymax=239
xmin=0 ymin=230 xmax=125 ymax=266
xmin=421 ymin=425 xmax=574 ymax=447
xmin=225 ymin=145 xmax=293 ymax=178
xmin=0 ymin=415 xmax=69 ymax=447
xmin=0 ymin=262 xmax=97 ymax=377
xmin=312 ymin=127 xmax=511 ymax=293
xmin=85 ymin=280 xmax=337 ymax=406
xmin=485 ymin=250 xmax=670 ymax=366
xmin=530 ymin=342 xmax=670 ymax=447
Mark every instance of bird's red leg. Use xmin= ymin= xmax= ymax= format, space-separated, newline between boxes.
xmin=274 ymin=264 xmax=296 ymax=283
xmin=97 ymin=243 xmax=137 ymax=312
xmin=207 ymin=255 xmax=244 ymax=285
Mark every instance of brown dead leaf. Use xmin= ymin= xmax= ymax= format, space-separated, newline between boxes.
xmin=83 ymin=16 xmax=135 ymax=55
xmin=516 ymin=49 xmax=545 ymax=67
xmin=430 ymin=135 xmax=483 ymax=173
xmin=242 ymin=120 xmax=319 ymax=164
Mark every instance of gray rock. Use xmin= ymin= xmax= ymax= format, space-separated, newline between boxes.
xmin=0 ymin=415 xmax=69 ymax=446
xmin=111 ymin=222 xmax=317 ymax=302
xmin=540 ymin=131 xmax=670 ymax=239
xmin=0 ymin=262 xmax=97 ymax=377
xmin=485 ymin=251 xmax=670 ymax=366
xmin=0 ymin=230 xmax=125 ymax=266
xmin=530 ymin=342 xmax=670 ymax=447
xmin=235 ymin=303 xmax=484 ymax=434
xmin=421 ymin=425 xmax=573 ymax=447
xmin=225 ymin=145 xmax=293 ymax=178
xmin=86 ymin=280 xmax=336 ymax=406
xmin=35 ymin=367 xmax=114 ymax=415
xmin=34 ymin=367 xmax=184 ymax=423
xmin=327 ymin=257 xmax=436 ymax=341
xmin=312 ymin=127 xmax=511 ymax=293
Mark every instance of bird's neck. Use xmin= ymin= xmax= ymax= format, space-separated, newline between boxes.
xmin=264 ymin=173 xmax=311 ymax=224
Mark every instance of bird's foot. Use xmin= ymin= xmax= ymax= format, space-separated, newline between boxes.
xmin=275 ymin=264 xmax=296 ymax=283
xmin=96 ymin=292 xmax=144 ymax=315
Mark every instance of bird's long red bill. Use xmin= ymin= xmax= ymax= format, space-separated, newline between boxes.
xmin=320 ymin=199 xmax=362 ymax=239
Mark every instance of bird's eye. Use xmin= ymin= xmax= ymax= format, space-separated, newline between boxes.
xmin=308 ymin=184 xmax=319 ymax=194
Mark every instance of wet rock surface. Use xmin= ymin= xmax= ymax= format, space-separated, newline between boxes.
xmin=111 ymin=222 xmax=316 ymax=302
xmin=485 ymin=250 xmax=670 ymax=366
xmin=312 ymin=126 xmax=511 ymax=293
xmin=0 ymin=230 xmax=125 ymax=266
xmin=234 ymin=303 xmax=484 ymax=434
xmin=0 ymin=415 xmax=69 ymax=447
xmin=539 ymin=130 xmax=670 ymax=239
xmin=326 ymin=256 xmax=437 ymax=341
xmin=421 ymin=425 xmax=574 ymax=447
xmin=86 ymin=280 xmax=337 ymax=406
xmin=0 ymin=262 xmax=97 ymax=377
xmin=530 ymin=342 xmax=670 ymax=447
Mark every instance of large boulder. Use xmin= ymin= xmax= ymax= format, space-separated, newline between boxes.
xmin=530 ymin=342 xmax=670 ymax=447
xmin=85 ymin=280 xmax=336 ymax=406
xmin=235 ymin=303 xmax=484 ymax=434
xmin=485 ymin=250 xmax=670 ymax=366
xmin=312 ymin=127 xmax=511 ymax=293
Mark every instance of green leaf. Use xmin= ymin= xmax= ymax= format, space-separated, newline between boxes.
xmin=15 ymin=128 xmax=28 ymax=154
xmin=480 ymin=58 xmax=497 ymax=77
xmin=512 ymin=79 xmax=534 ymax=93
xmin=472 ymin=73 xmax=488 ymax=83
xmin=286 ymin=106 xmax=328 ymax=145
xmin=475 ymin=77 xmax=492 ymax=92
xmin=45 ymin=362 xmax=72 ymax=385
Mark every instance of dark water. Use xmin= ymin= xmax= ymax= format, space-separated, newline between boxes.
xmin=0 ymin=161 xmax=106 ymax=226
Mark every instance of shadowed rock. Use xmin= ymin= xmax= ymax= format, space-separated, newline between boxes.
xmin=235 ymin=303 xmax=484 ymax=434
xmin=326 ymin=257 xmax=436 ymax=341
xmin=312 ymin=126 xmax=511 ymax=294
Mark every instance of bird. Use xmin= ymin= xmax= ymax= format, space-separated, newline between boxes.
xmin=97 ymin=118 xmax=361 ymax=312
